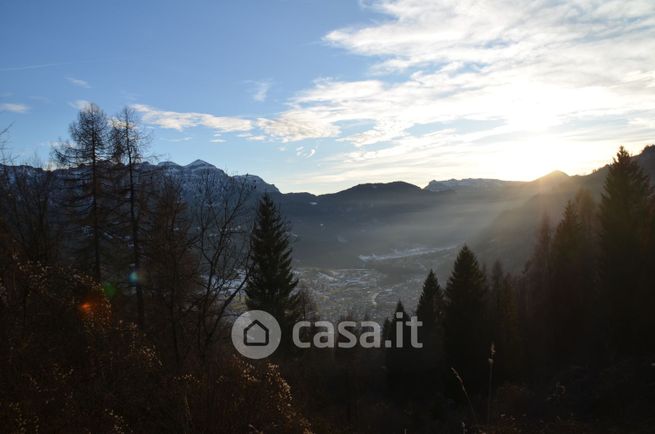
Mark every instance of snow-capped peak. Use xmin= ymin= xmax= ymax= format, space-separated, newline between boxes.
xmin=185 ymin=159 xmax=216 ymax=170
xmin=424 ymin=178 xmax=508 ymax=192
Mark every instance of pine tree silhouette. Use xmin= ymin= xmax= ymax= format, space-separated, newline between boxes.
xmin=245 ymin=194 xmax=299 ymax=349
xmin=417 ymin=269 xmax=443 ymax=330
xmin=416 ymin=269 xmax=444 ymax=395
xmin=444 ymin=245 xmax=489 ymax=392
xmin=599 ymin=146 xmax=653 ymax=354
xmin=490 ymin=261 xmax=520 ymax=381
xmin=385 ymin=301 xmax=413 ymax=400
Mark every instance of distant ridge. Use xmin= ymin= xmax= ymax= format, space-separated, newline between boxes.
xmin=185 ymin=159 xmax=216 ymax=169
xmin=2 ymin=146 xmax=654 ymax=272
xmin=424 ymin=178 xmax=510 ymax=192
xmin=333 ymin=181 xmax=422 ymax=196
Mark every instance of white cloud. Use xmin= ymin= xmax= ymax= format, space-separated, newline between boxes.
xmin=164 ymin=136 xmax=193 ymax=142
xmin=69 ymin=100 xmax=92 ymax=110
xmin=296 ymin=146 xmax=317 ymax=158
xmin=256 ymin=109 xmax=340 ymax=142
xmin=105 ymin=0 xmax=655 ymax=189
xmin=630 ymin=117 xmax=655 ymax=129
xmin=248 ymin=80 xmax=272 ymax=102
xmin=0 ymin=103 xmax=29 ymax=113
xmin=325 ymin=0 xmax=655 ymax=72
xmin=255 ymin=0 xmax=655 ymax=180
xmin=132 ymin=104 xmax=253 ymax=133
xmin=67 ymin=77 xmax=91 ymax=88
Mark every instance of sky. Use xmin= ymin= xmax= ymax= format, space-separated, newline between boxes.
xmin=1 ymin=0 xmax=654 ymax=194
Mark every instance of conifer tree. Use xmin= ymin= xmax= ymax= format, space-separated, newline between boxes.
xmin=490 ymin=261 xmax=520 ymax=380
xmin=527 ymin=214 xmax=552 ymax=306
xmin=647 ymin=198 xmax=655 ymax=348
xmin=385 ymin=301 xmax=413 ymax=400
xmin=416 ymin=269 xmax=443 ymax=330
xmin=245 ymin=194 xmax=300 ymax=343
xmin=549 ymin=199 xmax=598 ymax=364
xmin=575 ymin=188 xmax=597 ymax=243
xmin=599 ymin=146 xmax=653 ymax=354
xmin=416 ymin=269 xmax=444 ymax=387
xmin=523 ymin=214 xmax=552 ymax=371
xmin=549 ymin=202 xmax=585 ymax=360
xmin=53 ymin=103 xmax=111 ymax=281
xmin=110 ymin=107 xmax=150 ymax=328
xmin=444 ymin=245 xmax=489 ymax=391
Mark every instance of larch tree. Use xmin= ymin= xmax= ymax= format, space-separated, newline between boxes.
xmin=110 ymin=107 xmax=150 ymax=329
xmin=53 ymin=103 xmax=111 ymax=281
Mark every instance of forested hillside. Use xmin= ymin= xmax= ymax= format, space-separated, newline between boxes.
xmin=2 ymin=108 xmax=655 ymax=432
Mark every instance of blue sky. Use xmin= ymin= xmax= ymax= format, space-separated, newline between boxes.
xmin=1 ymin=0 xmax=654 ymax=193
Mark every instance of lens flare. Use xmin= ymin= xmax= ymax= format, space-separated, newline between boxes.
xmin=102 ymin=282 xmax=117 ymax=298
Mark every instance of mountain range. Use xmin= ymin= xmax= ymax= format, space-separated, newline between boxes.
xmin=273 ymin=146 xmax=654 ymax=274
xmin=6 ymin=147 xmax=655 ymax=276
xmin=4 ymin=146 xmax=654 ymax=318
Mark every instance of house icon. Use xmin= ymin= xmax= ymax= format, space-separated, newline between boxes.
xmin=243 ymin=319 xmax=270 ymax=346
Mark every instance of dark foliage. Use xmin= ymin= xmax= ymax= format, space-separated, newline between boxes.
xmin=444 ymin=245 xmax=490 ymax=393
xmin=3 ymin=109 xmax=655 ymax=433
xmin=245 ymin=193 xmax=300 ymax=349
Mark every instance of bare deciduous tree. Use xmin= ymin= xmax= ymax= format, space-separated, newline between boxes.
xmin=0 ymin=127 xmax=61 ymax=264
xmin=142 ymin=175 xmax=199 ymax=370
xmin=1 ymin=162 xmax=61 ymax=264
xmin=191 ymin=171 xmax=254 ymax=360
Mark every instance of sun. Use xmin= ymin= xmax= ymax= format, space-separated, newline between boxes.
xmin=486 ymin=137 xmax=583 ymax=181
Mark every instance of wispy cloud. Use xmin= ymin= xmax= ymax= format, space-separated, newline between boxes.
xmin=163 ymin=136 xmax=193 ymax=143
xmin=256 ymin=0 xmax=655 ymax=185
xmin=199 ymin=0 xmax=650 ymax=191
xmin=69 ymin=100 xmax=92 ymax=110
xmin=295 ymin=146 xmax=317 ymax=158
xmin=0 ymin=103 xmax=29 ymax=113
xmin=67 ymin=77 xmax=91 ymax=88
xmin=91 ymin=0 xmax=655 ymax=189
xmin=256 ymin=109 xmax=340 ymax=142
xmin=132 ymin=104 xmax=253 ymax=133
xmin=325 ymin=0 xmax=655 ymax=72
xmin=248 ymin=79 xmax=272 ymax=102
xmin=266 ymin=0 xmax=655 ymax=146
xmin=0 ymin=62 xmax=73 ymax=72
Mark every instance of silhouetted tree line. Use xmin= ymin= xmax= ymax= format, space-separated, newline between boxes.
xmin=355 ymin=145 xmax=655 ymax=431
xmin=2 ymin=109 xmax=655 ymax=433
xmin=278 ymin=146 xmax=655 ymax=432
xmin=0 ymin=107 xmax=311 ymax=433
